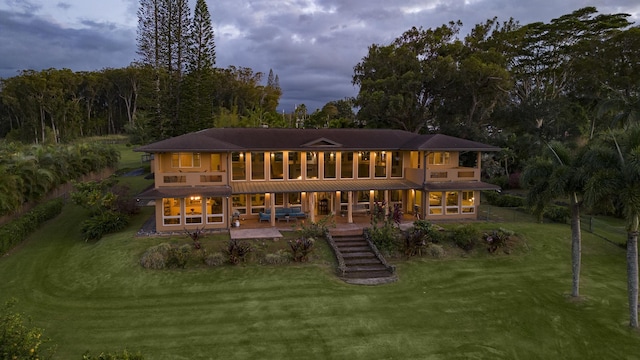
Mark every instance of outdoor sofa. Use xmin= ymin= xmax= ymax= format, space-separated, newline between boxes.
xmin=258 ymin=207 xmax=307 ymax=222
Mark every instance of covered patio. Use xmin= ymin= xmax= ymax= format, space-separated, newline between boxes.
xmin=229 ymin=211 xmax=419 ymax=234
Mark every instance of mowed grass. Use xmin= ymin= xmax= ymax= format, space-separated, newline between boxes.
xmin=1 ymin=203 xmax=640 ymax=359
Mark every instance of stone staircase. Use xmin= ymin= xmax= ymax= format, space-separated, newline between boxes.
xmin=331 ymin=232 xmax=397 ymax=285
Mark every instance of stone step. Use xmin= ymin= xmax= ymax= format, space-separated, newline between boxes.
xmin=333 ymin=236 xmax=367 ymax=242
xmin=341 ymin=252 xmax=377 ymax=259
xmin=336 ymin=246 xmax=372 ymax=253
xmin=344 ymin=258 xmax=381 ymax=266
xmin=342 ymin=270 xmax=394 ymax=279
xmin=334 ymin=240 xmax=368 ymax=247
xmin=345 ymin=264 xmax=389 ymax=273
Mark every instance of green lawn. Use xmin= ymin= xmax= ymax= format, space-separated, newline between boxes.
xmin=1 ymin=201 xmax=639 ymax=359
xmin=2 ymin=143 xmax=626 ymax=358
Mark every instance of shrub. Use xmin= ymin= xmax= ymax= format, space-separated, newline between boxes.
xmin=184 ymin=226 xmax=205 ymax=249
xmin=262 ymin=250 xmax=291 ymax=265
xmin=402 ymin=226 xmax=428 ymax=257
xmin=0 ymin=198 xmax=64 ymax=256
xmin=202 ymin=252 xmax=224 ymax=267
xmin=298 ymin=215 xmax=334 ymax=239
xmin=288 ymin=237 xmax=315 ymax=262
xmin=486 ymin=175 xmax=509 ymax=189
xmin=451 ymin=224 xmax=481 ymax=251
xmin=140 ymin=251 xmax=166 ymax=269
xmin=483 ymin=191 xmax=524 ymax=208
xmin=81 ymin=211 xmax=130 ymax=241
xmin=426 ymin=243 xmax=446 ymax=258
xmin=0 ymin=298 xmax=55 ymax=360
xmin=223 ymin=239 xmax=252 ymax=265
xmin=543 ymin=205 xmax=569 ymax=223
xmin=367 ymin=222 xmax=401 ymax=253
xmin=166 ymin=244 xmax=192 ymax=269
xmin=484 ymin=228 xmax=514 ymax=253
xmin=140 ymin=243 xmax=171 ymax=269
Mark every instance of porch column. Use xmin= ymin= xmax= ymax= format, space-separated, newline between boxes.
xmin=384 ymin=190 xmax=390 ymax=216
xmin=269 ymin=193 xmax=276 ymax=226
xmin=347 ymin=191 xmax=353 ymax=224
xmin=309 ymin=192 xmax=316 ymax=223
xmin=226 ymin=196 xmax=232 ymax=229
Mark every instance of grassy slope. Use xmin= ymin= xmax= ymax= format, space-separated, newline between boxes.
xmin=1 ymin=205 xmax=639 ymax=359
xmin=1 ymin=144 xmax=638 ymax=359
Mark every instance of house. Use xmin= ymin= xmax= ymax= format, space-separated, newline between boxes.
xmin=135 ymin=128 xmax=500 ymax=232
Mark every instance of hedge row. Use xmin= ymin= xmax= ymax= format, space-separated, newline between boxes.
xmin=482 ymin=191 xmax=525 ymax=208
xmin=0 ymin=198 xmax=64 ymax=256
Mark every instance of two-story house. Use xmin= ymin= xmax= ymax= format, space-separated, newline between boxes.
xmin=135 ymin=128 xmax=500 ymax=232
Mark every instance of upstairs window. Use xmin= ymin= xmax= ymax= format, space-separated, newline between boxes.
xmin=171 ymin=153 xmax=201 ymax=168
xmin=231 ymin=152 xmax=246 ymax=180
xmin=427 ymin=152 xmax=450 ymax=165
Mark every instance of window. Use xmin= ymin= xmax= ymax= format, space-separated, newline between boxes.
xmin=171 ymin=153 xmax=201 ymax=168
xmin=206 ymin=197 xmax=224 ymax=224
xmin=270 ymin=152 xmax=284 ymax=180
xmin=288 ymin=193 xmax=301 ymax=205
xmin=391 ymin=151 xmax=403 ymax=177
xmin=288 ymin=152 xmax=301 ymax=180
xmin=185 ymin=196 xmax=203 ymax=224
xmin=232 ymin=152 xmax=246 ymax=180
xmin=210 ymin=154 xmax=222 ymax=171
xmin=306 ymin=152 xmax=318 ymax=179
xmin=358 ymin=151 xmax=370 ymax=178
xmin=162 ymin=198 xmax=181 ymax=225
xmin=251 ymin=152 xmax=265 ymax=180
xmin=374 ymin=151 xmax=387 ymax=178
xmin=462 ymin=191 xmax=475 ymax=214
xmin=232 ymin=194 xmax=247 ymax=215
xmin=341 ymin=152 xmax=353 ymax=178
xmin=446 ymin=191 xmax=459 ymax=214
xmin=250 ymin=193 xmax=265 ymax=214
xmin=324 ymin=151 xmax=336 ymax=179
xmin=356 ymin=190 xmax=370 ymax=204
xmin=429 ymin=192 xmax=443 ymax=215
xmin=390 ymin=190 xmax=402 ymax=202
xmin=428 ymin=152 xmax=450 ymax=165
xmin=275 ymin=193 xmax=284 ymax=206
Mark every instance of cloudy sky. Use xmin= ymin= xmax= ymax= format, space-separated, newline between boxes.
xmin=0 ymin=0 xmax=638 ymax=112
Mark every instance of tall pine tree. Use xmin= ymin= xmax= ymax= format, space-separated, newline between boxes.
xmin=179 ymin=0 xmax=217 ymax=132
xmin=137 ymin=0 xmax=191 ymax=138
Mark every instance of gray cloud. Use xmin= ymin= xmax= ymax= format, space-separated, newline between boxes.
xmin=0 ymin=0 xmax=637 ymax=112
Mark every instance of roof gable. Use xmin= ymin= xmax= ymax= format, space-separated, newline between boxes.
xmin=301 ymin=137 xmax=342 ymax=148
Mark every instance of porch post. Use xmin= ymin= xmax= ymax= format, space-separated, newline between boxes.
xmin=384 ymin=190 xmax=390 ymax=216
xmin=309 ymin=192 xmax=316 ymax=223
xmin=269 ymin=193 xmax=276 ymax=226
xmin=226 ymin=196 xmax=231 ymax=229
xmin=347 ymin=191 xmax=353 ymax=224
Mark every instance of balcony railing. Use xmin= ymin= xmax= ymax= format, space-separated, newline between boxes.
xmin=159 ymin=171 xmax=227 ymax=186
xmin=426 ymin=168 xmax=479 ymax=182
xmin=405 ymin=167 xmax=480 ymax=184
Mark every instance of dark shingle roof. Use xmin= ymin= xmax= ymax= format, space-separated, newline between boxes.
xmin=135 ymin=128 xmax=500 ymax=153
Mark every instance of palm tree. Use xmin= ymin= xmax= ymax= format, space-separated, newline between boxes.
xmin=582 ymin=126 xmax=640 ymax=328
xmin=521 ymin=141 xmax=585 ymax=298
xmin=0 ymin=166 xmax=24 ymax=215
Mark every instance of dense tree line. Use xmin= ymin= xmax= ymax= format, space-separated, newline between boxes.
xmin=0 ymin=0 xmax=282 ymax=144
xmin=353 ymin=7 xmax=640 ymax=172
xmin=0 ymin=64 xmax=282 ymax=144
